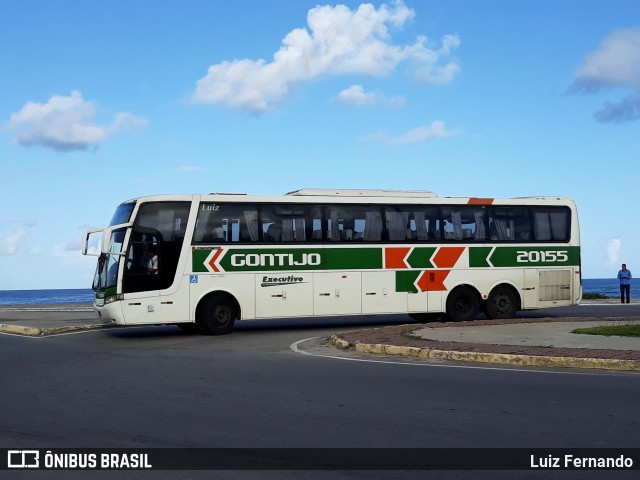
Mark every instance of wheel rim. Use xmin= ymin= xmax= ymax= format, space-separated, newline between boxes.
xmin=447 ymin=287 xmax=479 ymax=321
xmin=214 ymin=306 xmax=232 ymax=326
xmin=494 ymin=293 xmax=511 ymax=314
xmin=455 ymin=296 xmax=472 ymax=314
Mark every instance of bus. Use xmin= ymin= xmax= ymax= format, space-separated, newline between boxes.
xmin=82 ymin=189 xmax=581 ymax=334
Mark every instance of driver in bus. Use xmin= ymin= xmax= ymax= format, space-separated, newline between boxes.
xmin=146 ymin=245 xmax=158 ymax=275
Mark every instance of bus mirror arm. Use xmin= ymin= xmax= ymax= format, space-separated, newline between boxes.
xmin=100 ymin=223 xmax=133 ymax=255
xmin=82 ymin=228 xmax=104 ymax=256
xmin=81 ymin=223 xmax=132 ymax=256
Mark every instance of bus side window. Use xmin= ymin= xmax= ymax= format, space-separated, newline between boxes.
xmin=265 ymin=223 xmax=281 ymax=242
xmin=211 ymin=226 xmax=225 ymax=241
xmin=489 ymin=220 xmax=499 ymax=240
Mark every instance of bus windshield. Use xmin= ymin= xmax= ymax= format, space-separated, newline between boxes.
xmin=91 ymin=202 xmax=136 ymax=292
xmin=109 ymin=201 xmax=136 ymax=226
xmin=92 ymin=228 xmax=126 ymax=291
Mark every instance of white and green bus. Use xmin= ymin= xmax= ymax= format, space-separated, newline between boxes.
xmin=82 ymin=189 xmax=581 ymax=334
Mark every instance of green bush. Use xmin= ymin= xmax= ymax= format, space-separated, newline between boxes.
xmin=572 ymin=324 xmax=640 ymax=337
xmin=582 ymin=293 xmax=610 ymax=299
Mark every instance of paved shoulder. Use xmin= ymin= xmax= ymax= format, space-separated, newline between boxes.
xmin=0 ymin=304 xmax=108 ymax=336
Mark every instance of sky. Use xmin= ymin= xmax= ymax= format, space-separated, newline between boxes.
xmin=0 ymin=0 xmax=639 ymax=290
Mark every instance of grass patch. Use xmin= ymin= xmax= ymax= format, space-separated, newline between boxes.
xmin=582 ymin=293 xmax=611 ymax=299
xmin=572 ymin=324 xmax=640 ymax=337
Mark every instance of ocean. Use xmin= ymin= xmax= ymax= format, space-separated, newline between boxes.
xmin=0 ymin=278 xmax=629 ymax=305
xmin=581 ymin=278 xmax=630 ymax=297
xmin=0 ymin=288 xmax=94 ymax=306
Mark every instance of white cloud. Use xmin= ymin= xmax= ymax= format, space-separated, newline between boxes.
xmin=6 ymin=91 xmax=148 ymax=151
xmin=0 ymin=223 xmax=34 ymax=255
xmin=338 ymin=85 xmax=377 ymax=106
xmin=607 ymin=238 xmax=622 ymax=265
xmin=192 ymin=1 xmax=460 ymax=114
xmin=572 ymin=28 xmax=640 ymax=91
xmin=362 ymin=120 xmax=459 ymax=145
xmin=337 ymin=84 xmax=404 ymax=107
xmin=570 ymin=27 xmax=640 ymax=123
xmin=409 ymin=34 xmax=461 ymax=84
xmin=594 ymin=89 xmax=640 ymax=123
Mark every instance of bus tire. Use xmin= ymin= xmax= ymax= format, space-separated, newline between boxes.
xmin=484 ymin=285 xmax=518 ymax=320
xmin=200 ymin=294 xmax=236 ymax=335
xmin=445 ymin=286 xmax=480 ymax=322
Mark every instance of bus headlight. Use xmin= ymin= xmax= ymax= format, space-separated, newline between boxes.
xmin=105 ymin=294 xmax=124 ymax=305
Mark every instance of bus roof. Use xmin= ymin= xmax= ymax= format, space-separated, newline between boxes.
xmin=123 ymin=191 xmax=576 ymax=207
xmin=286 ymin=188 xmax=438 ymax=198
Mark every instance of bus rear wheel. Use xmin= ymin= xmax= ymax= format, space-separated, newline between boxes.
xmin=484 ymin=285 xmax=518 ymax=320
xmin=200 ymin=294 xmax=236 ymax=335
xmin=445 ymin=286 xmax=480 ymax=322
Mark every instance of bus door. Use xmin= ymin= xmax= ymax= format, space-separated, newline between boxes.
xmin=120 ymin=230 xmax=162 ymax=324
xmin=120 ymin=202 xmax=191 ymax=324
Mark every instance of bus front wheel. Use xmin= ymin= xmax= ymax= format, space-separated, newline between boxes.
xmin=484 ymin=285 xmax=518 ymax=320
xmin=445 ymin=286 xmax=480 ymax=322
xmin=200 ymin=294 xmax=236 ymax=335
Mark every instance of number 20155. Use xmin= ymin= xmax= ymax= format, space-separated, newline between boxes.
xmin=516 ymin=250 xmax=568 ymax=263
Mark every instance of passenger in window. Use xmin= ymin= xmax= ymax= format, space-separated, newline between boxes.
xmin=147 ymin=245 xmax=158 ymax=275
xmin=264 ymin=224 xmax=281 ymax=242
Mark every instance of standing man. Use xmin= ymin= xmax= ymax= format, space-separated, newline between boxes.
xmin=617 ymin=263 xmax=632 ymax=303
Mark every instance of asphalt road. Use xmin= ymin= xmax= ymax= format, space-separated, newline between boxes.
xmin=1 ymin=304 xmax=639 ymax=480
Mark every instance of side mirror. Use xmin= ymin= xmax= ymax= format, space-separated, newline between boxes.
xmin=82 ymin=228 xmax=104 ymax=257
xmin=82 ymin=223 xmax=132 ymax=256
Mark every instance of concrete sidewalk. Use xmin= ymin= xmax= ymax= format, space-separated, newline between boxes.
xmin=331 ymin=312 xmax=640 ymax=372
xmin=413 ymin=320 xmax=640 ymax=351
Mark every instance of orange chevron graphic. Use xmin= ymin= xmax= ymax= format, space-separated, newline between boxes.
xmin=416 ymin=270 xmax=450 ymax=291
xmin=432 ymin=247 xmax=464 ymax=269
xmin=385 ymin=247 xmax=411 ymax=269
xmin=467 ymin=197 xmax=494 ymax=205
xmin=208 ymin=248 xmax=224 ymax=272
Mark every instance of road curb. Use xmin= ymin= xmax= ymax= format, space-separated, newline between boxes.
xmin=0 ymin=323 xmax=113 ymax=337
xmin=329 ymin=335 xmax=640 ymax=372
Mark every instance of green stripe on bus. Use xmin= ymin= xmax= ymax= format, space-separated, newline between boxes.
xmin=322 ymin=248 xmax=382 ymax=270
xmin=193 ymin=245 xmax=581 ymax=272
xmin=489 ymin=246 xmax=580 ymax=267
xmin=406 ymin=247 xmax=436 ymax=269
xmin=192 ymin=249 xmax=211 ymax=272
xmin=192 ymin=247 xmax=383 ymax=272
xmin=395 ymin=271 xmax=420 ymax=293
xmin=469 ymin=247 xmax=493 ymax=268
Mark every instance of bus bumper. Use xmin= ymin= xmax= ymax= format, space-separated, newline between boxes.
xmin=94 ymin=303 xmax=125 ymax=325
